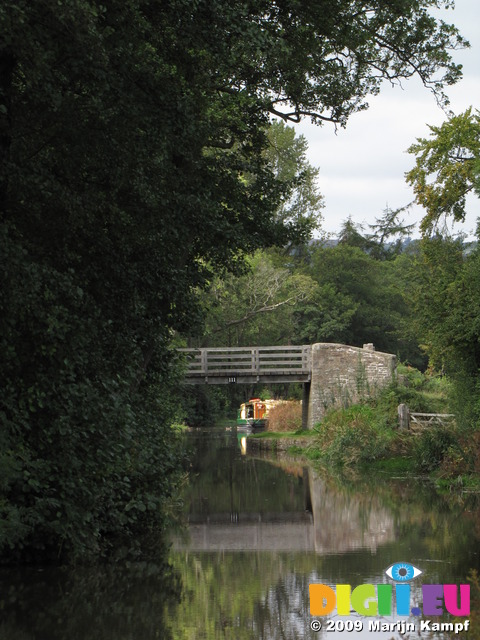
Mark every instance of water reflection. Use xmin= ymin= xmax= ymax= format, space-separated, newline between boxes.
xmin=177 ymin=431 xmax=396 ymax=554
xmin=0 ymin=561 xmax=180 ymax=640
xmin=173 ymin=469 xmax=395 ymax=554
xmin=1 ymin=429 xmax=478 ymax=639
xmin=169 ymin=429 xmax=480 ymax=639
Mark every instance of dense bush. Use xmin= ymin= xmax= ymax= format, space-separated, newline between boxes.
xmin=314 ymin=405 xmax=394 ymax=467
xmin=266 ymin=401 xmax=302 ymax=432
xmin=179 ymin=386 xmax=232 ymax=427
xmin=0 ymin=0 xmax=301 ymax=562
xmin=413 ymin=426 xmax=458 ymax=473
xmin=0 ymin=0 xmax=467 ymax=561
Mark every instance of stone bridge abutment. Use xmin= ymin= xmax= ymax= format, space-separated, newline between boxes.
xmin=306 ymin=343 xmax=396 ymax=428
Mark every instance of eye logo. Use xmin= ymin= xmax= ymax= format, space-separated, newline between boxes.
xmin=385 ymin=562 xmax=422 ymax=582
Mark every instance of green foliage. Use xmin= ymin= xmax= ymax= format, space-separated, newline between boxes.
xmin=407 ymin=233 xmax=480 ymax=428
xmin=193 ymin=122 xmax=324 ymax=348
xmin=178 ymin=386 xmax=231 ymax=427
xmin=293 ymin=280 xmax=358 ymax=345
xmin=413 ymin=426 xmax=458 ymax=473
xmin=370 ymin=457 xmax=415 ymax=473
xmin=398 ymin=363 xmax=426 ymax=388
xmin=407 ymin=108 xmax=480 ymax=235
xmin=313 ymin=404 xmax=394 ymax=467
xmin=197 ymin=250 xmax=317 ymax=347
xmin=396 ymin=364 xmax=452 ymax=413
xmin=308 ymin=374 xmax=455 ymax=470
xmin=367 ymin=206 xmax=416 ymax=260
xmin=294 ymin=241 xmax=419 ymax=359
xmin=258 ymin=387 xmax=273 ymax=400
xmin=0 ymin=0 xmax=468 ymax=561
xmin=264 ymin=121 xmax=324 ymax=238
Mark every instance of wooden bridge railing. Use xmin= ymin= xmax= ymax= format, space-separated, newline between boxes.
xmin=178 ymin=345 xmax=312 ymax=384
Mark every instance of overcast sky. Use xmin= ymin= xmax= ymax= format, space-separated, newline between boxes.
xmin=295 ymin=0 xmax=480 ymax=239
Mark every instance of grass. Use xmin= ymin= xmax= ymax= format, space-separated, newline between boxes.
xmin=367 ymin=456 xmax=416 ymax=474
xmin=309 ymin=403 xmax=396 ymax=467
xmin=171 ymin=423 xmax=189 ymax=432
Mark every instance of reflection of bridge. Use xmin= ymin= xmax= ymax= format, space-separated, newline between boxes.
xmin=179 ymin=343 xmax=396 ymax=428
xmin=178 ymin=512 xmax=315 ymax=552
xmin=173 ymin=472 xmax=395 ymax=554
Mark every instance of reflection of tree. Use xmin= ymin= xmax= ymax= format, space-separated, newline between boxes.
xmin=169 ymin=552 xmax=322 ymax=640
xmin=173 ymin=436 xmax=480 ymax=638
xmin=185 ymin=432 xmax=306 ymax=518
xmin=0 ymin=561 xmax=180 ymax=640
xmin=255 ymin=574 xmax=313 ymax=640
xmin=316 ymin=471 xmax=480 ymax=584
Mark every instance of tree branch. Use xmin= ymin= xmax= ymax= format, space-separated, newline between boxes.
xmin=213 ymin=293 xmax=308 ymax=332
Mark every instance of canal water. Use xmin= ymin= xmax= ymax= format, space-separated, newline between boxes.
xmin=0 ymin=428 xmax=478 ymax=639
xmin=168 ymin=429 xmax=479 ymax=639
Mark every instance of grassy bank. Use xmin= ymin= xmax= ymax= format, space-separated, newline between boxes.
xmin=253 ymin=366 xmax=480 ymax=490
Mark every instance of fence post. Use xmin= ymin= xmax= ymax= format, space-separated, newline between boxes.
xmin=398 ymin=403 xmax=410 ymax=430
xmin=252 ymin=348 xmax=259 ymax=374
xmin=200 ymin=349 xmax=208 ymax=377
xmin=303 ymin=345 xmax=310 ymax=372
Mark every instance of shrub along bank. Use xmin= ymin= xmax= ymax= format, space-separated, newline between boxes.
xmin=254 ymin=367 xmax=480 ymax=489
xmin=266 ymin=401 xmax=302 ymax=432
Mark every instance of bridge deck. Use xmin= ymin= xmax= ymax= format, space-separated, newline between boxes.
xmin=179 ymin=345 xmax=311 ymax=384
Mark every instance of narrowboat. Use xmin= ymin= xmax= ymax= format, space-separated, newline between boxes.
xmin=237 ymin=398 xmax=266 ymax=431
xmin=236 ymin=398 xmax=284 ymax=432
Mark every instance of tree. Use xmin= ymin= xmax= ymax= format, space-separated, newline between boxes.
xmin=293 ymin=227 xmax=424 ymax=364
xmin=367 ymin=206 xmax=416 ymax=259
xmin=406 ymin=108 xmax=480 ymax=235
xmin=406 ymin=106 xmax=480 ymax=424
xmin=295 ymin=240 xmax=410 ymax=354
xmin=338 ymin=217 xmax=372 ymax=251
xmin=265 ymin=121 xmax=324 ymax=240
xmin=338 ymin=210 xmax=415 ymax=259
xmin=407 ymin=232 xmax=480 ymax=426
xmin=0 ymin=0 xmax=468 ymax=560
xmin=293 ymin=281 xmax=359 ymax=345
xmin=198 ymin=251 xmax=316 ymax=347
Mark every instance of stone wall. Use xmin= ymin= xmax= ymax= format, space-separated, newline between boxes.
xmin=307 ymin=343 xmax=396 ymax=428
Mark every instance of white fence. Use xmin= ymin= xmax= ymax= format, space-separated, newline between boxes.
xmin=398 ymin=404 xmax=455 ymax=431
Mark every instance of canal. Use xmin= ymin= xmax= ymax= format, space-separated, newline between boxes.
xmin=0 ymin=428 xmax=478 ymax=639
xmin=169 ymin=429 xmax=479 ymax=639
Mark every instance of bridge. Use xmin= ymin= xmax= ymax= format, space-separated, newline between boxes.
xmin=178 ymin=345 xmax=311 ymax=384
xmin=179 ymin=343 xmax=397 ymax=428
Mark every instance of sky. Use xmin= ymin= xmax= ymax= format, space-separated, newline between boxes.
xmin=295 ymin=0 xmax=480 ymax=239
